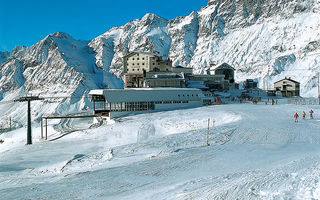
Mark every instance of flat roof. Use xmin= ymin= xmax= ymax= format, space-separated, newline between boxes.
xmin=89 ymin=88 xmax=203 ymax=102
xmin=90 ymin=88 xmax=200 ymax=93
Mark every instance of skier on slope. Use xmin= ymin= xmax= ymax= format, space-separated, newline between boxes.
xmin=302 ymin=111 xmax=306 ymax=120
xmin=310 ymin=109 xmax=314 ymax=119
xmin=294 ymin=112 xmax=299 ymax=123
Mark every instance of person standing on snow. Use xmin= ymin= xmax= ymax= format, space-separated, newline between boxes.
xmin=310 ymin=109 xmax=314 ymax=119
xmin=302 ymin=111 xmax=306 ymax=120
xmin=294 ymin=112 xmax=299 ymax=122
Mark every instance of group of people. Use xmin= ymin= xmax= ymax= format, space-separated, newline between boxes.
xmin=294 ymin=109 xmax=314 ymax=122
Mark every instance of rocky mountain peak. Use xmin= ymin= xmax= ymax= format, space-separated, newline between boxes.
xmin=140 ymin=13 xmax=168 ymax=27
xmin=49 ymin=32 xmax=72 ymax=39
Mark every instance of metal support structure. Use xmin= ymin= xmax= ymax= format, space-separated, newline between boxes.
xmin=318 ymin=72 xmax=320 ymax=105
xmin=45 ymin=118 xmax=48 ymax=140
xmin=206 ymin=118 xmax=210 ymax=146
xmin=14 ymin=96 xmax=44 ymax=145
xmin=41 ymin=118 xmax=43 ymax=139
xmin=9 ymin=117 xmax=11 ymax=131
xmin=27 ymin=100 xmax=32 ymax=144
xmin=42 ymin=114 xmax=97 ymax=140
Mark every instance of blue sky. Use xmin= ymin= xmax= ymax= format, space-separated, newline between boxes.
xmin=0 ymin=0 xmax=207 ymax=52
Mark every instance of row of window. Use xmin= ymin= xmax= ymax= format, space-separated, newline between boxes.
xmin=131 ymin=68 xmax=145 ymax=71
xmin=129 ymin=62 xmax=160 ymax=66
xmin=128 ymin=62 xmax=170 ymax=66
xmin=109 ymin=102 xmax=155 ymax=112
xmin=129 ymin=68 xmax=170 ymax=72
xmin=127 ymin=57 xmax=156 ymax=61
xmin=154 ymin=101 xmax=189 ymax=104
xmin=131 ymin=62 xmax=146 ymax=66
xmin=178 ymin=94 xmax=198 ymax=97
xmin=94 ymin=100 xmax=191 ymax=112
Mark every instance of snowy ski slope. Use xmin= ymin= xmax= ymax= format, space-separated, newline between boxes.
xmin=1 ymin=103 xmax=320 ymax=199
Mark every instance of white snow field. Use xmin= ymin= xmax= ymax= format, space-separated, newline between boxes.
xmin=0 ymin=103 xmax=320 ymax=199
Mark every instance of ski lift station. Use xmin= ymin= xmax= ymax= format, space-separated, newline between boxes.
xmin=89 ymin=88 xmax=214 ymax=121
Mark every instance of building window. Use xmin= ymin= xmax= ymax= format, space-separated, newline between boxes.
xmin=132 ymin=69 xmax=135 ymax=71
xmin=142 ymin=63 xmax=145 ymax=65
xmin=153 ymin=63 xmax=155 ymax=65
xmin=137 ymin=58 xmax=140 ymax=60
xmin=142 ymin=57 xmax=145 ymax=60
xmin=132 ymin=58 xmax=135 ymax=60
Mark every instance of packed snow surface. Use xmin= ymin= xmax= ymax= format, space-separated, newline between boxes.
xmin=1 ymin=103 xmax=320 ymax=199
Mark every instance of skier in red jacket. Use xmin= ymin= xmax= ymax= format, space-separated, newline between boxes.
xmin=294 ymin=112 xmax=299 ymax=122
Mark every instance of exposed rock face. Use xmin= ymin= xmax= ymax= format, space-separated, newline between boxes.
xmin=1 ymin=0 xmax=320 ymax=125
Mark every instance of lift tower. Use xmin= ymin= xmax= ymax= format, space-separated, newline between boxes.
xmin=15 ymin=96 xmax=44 ymax=145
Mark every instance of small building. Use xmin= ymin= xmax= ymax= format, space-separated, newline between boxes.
xmin=213 ymin=63 xmax=235 ymax=83
xmin=274 ymin=77 xmax=300 ymax=97
xmin=144 ymin=73 xmax=185 ymax=88
xmin=185 ymin=74 xmax=228 ymax=91
xmin=172 ymin=66 xmax=193 ymax=75
xmin=124 ymin=74 xmax=144 ymax=88
xmin=243 ymin=79 xmax=258 ymax=89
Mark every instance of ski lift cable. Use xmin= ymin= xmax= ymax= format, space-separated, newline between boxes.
xmin=40 ymin=96 xmax=91 ymax=99
xmin=0 ymin=100 xmax=16 ymax=105
xmin=0 ymin=96 xmax=92 ymax=105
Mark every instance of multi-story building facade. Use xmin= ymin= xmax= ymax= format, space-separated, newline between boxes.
xmin=274 ymin=77 xmax=300 ymax=97
xmin=123 ymin=52 xmax=173 ymax=88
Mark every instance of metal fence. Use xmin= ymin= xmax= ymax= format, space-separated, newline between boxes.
xmin=286 ymin=98 xmax=320 ymax=105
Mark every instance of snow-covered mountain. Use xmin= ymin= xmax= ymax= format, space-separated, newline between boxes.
xmin=0 ymin=32 xmax=122 ymax=127
xmin=90 ymin=0 xmax=320 ymax=96
xmin=1 ymin=0 xmax=320 ymax=126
